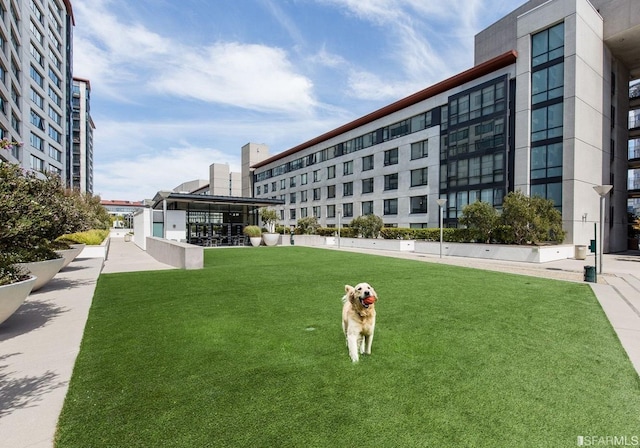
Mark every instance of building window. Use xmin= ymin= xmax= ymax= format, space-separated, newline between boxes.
xmin=531 ymin=143 xmax=562 ymax=179
xmin=290 ymin=176 xmax=296 ymax=187
xmin=327 ymin=165 xmax=336 ymax=179
xmin=313 ymin=169 xmax=320 ymax=182
xmin=30 ymin=65 xmax=44 ymax=87
xmin=384 ymin=199 xmax=398 ymax=215
xmin=343 ymin=182 xmax=353 ymax=196
xmin=280 ymin=179 xmax=286 ymax=189
xmin=531 ymin=183 xmax=562 ymax=210
xmin=362 ymin=201 xmax=374 ymax=216
xmin=410 ymin=140 xmax=428 ymax=160
xmin=300 ymin=207 xmax=308 ymax=218
xmin=313 ymin=206 xmax=321 ymax=218
xmin=289 ymin=209 xmax=296 ymax=220
xmin=301 ymin=173 xmax=307 ymax=185
xmin=531 ymin=103 xmax=563 ymax=142
xmin=362 ymin=178 xmax=374 ymax=194
xmin=410 ymin=196 xmax=428 ymax=214
xmin=256 ymin=186 xmax=261 ymax=196
xmin=327 ymin=184 xmax=336 ymax=198
xmin=362 ymin=155 xmax=374 ymax=171
xmin=300 ymin=190 xmax=308 ymax=202
xmin=30 ymin=109 xmax=45 ymax=130
xmin=410 ymin=167 xmax=428 ymax=186
xmin=263 ymin=184 xmax=269 ymax=194
xmin=343 ymin=203 xmax=353 ymax=218
xmin=290 ymin=192 xmax=296 ymax=204
xmin=30 ymin=154 xmax=44 ymax=171
xmin=532 ymin=63 xmax=563 ymax=105
xmin=531 ymin=22 xmax=564 ymax=67
xmin=327 ymin=204 xmax=336 ymax=218
xmin=30 ymin=132 xmax=44 ymax=151
xmin=384 ymin=173 xmax=398 ymax=190
xmin=271 ymin=181 xmax=277 ymax=191
xmin=313 ymin=188 xmax=321 ymax=201
xmin=384 ymin=148 xmax=398 ymax=166
xmin=343 ymin=160 xmax=353 ymax=175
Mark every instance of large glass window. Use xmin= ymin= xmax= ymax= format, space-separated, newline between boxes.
xmin=343 ymin=182 xmax=353 ymax=196
xmin=532 ymin=22 xmax=564 ymax=67
xmin=343 ymin=203 xmax=353 ymax=217
xmin=343 ymin=160 xmax=353 ymax=175
xmin=531 ymin=103 xmax=563 ymax=142
xmin=531 ymin=143 xmax=563 ymax=179
xmin=362 ymin=201 xmax=374 ymax=216
xmin=362 ymin=155 xmax=374 ymax=171
xmin=532 ymin=63 xmax=563 ymax=105
xmin=410 ymin=140 xmax=428 ymax=159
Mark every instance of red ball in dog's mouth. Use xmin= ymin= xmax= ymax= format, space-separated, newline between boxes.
xmin=362 ymin=296 xmax=376 ymax=306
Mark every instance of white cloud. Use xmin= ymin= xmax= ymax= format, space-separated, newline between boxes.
xmin=151 ymin=43 xmax=317 ymax=114
xmin=73 ymin=0 xmax=317 ymax=114
xmin=93 ymin=146 xmax=240 ymax=201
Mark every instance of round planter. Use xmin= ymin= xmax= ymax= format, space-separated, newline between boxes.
xmin=15 ymin=257 xmax=65 ymax=292
xmin=0 ymin=276 xmax=37 ymax=325
xmin=249 ymin=237 xmax=262 ymax=247
xmin=55 ymin=244 xmax=85 ymax=268
xmin=262 ymin=233 xmax=279 ymax=246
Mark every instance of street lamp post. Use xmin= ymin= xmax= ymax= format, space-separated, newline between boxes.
xmin=593 ymin=185 xmax=613 ymax=274
xmin=337 ymin=210 xmax=342 ymax=248
xmin=436 ymin=198 xmax=447 ymax=258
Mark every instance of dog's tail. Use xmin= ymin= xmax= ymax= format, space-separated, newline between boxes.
xmin=341 ymin=294 xmax=348 ymax=304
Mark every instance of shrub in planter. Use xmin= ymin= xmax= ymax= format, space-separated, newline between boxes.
xmin=296 ymin=216 xmax=320 ymax=235
xmin=0 ymin=254 xmax=30 ymax=286
xmin=243 ymin=225 xmax=262 ymax=238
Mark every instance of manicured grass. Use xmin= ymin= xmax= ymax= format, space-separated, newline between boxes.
xmin=55 ymin=247 xmax=640 ymax=447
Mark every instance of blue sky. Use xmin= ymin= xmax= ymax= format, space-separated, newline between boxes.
xmin=73 ymin=0 xmax=527 ymax=201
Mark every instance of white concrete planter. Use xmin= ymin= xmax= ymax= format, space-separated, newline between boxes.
xmin=262 ymin=233 xmax=279 ymax=246
xmin=0 ymin=276 xmax=37 ymax=325
xmin=55 ymin=244 xmax=86 ymax=268
xmin=15 ymin=257 xmax=65 ymax=292
xmin=250 ymin=237 xmax=262 ymax=247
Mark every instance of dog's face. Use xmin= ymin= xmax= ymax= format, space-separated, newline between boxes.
xmin=345 ymin=282 xmax=377 ymax=309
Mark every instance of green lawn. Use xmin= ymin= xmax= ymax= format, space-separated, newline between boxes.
xmin=55 ymin=247 xmax=640 ymax=447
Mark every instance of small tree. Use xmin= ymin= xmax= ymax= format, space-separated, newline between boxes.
xmin=297 ymin=216 xmax=320 ymax=234
xmin=500 ymin=191 xmax=565 ymax=245
xmin=259 ymin=208 xmax=279 ymax=233
xmin=350 ymin=214 xmax=384 ymax=238
xmin=459 ymin=201 xmax=499 ymax=243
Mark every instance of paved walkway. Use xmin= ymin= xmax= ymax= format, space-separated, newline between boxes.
xmin=0 ymin=238 xmax=638 ymax=447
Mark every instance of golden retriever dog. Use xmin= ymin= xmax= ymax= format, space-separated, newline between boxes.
xmin=342 ymin=283 xmax=377 ymax=362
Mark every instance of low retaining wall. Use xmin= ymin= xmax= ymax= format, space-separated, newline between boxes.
xmin=414 ymin=241 xmax=574 ymax=263
xmin=292 ymin=234 xmax=575 ymax=263
xmin=146 ymin=237 xmax=203 ymax=270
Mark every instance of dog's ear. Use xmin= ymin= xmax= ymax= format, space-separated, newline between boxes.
xmin=345 ymin=285 xmax=354 ymax=295
xmin=371 ymin=286 xmax=378 ymax=300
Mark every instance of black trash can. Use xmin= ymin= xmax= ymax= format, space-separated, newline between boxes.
xmin=584 ymin=265 xmax=596 ymax=283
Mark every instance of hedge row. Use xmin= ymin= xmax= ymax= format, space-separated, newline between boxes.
xmin=311 ymin=226 xmax=524 ymax=244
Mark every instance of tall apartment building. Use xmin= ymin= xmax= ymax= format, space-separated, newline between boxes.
xmin=0 ymin=0 xmax=77 ymax=186
xmin=71 ymin=76 xmax=94 ymax=193
xmin=249 ymin=0 xmax=640 ymax=253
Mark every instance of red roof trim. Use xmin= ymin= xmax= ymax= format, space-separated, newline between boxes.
xmin=252 ymin=50 xmax=517 ymax=169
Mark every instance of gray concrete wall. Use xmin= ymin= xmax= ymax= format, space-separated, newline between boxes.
xmin=146 ymin=237 xmax=203 ymax=270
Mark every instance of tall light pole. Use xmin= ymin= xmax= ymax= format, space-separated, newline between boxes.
xmin=337 ymin=210 xmax=342 ymax=248
xmin=593 ymin=185 xmax=613 ymax=274
xmin=436 ymin=198 xmax=447 ymax=258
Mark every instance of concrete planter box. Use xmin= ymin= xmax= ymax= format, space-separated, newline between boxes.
xmin=55 ymin=244 xmax=86 ymax=268
xmin=414 ymin=241 xmax=574 ymax=263
xmin=334 ymin=237 xmax=415 ymax=252
xmin=15 ymin=257 xmax=65 ymax=292
xmin=79 ymin=237 xmax=110 ymax=259
xmin=0 ymin=276 xmax=37 ymax=325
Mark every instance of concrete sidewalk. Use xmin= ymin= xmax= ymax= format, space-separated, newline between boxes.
xmin=0 ymin=239 xmax=638 ymax=448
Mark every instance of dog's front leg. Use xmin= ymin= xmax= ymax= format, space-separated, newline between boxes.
xmin=346 ymin=334 xmax=360 ymax=362
xmin=364 ymin=332 xmax=374 ymax=355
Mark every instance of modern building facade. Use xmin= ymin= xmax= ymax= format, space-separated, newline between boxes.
xmin=0 ymin=0 xmax=83 ymax=190
xmin=71 ymin=77 xmax=94 ymax=192
xmin=249 ymin=0 xmax=640 ymax=253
